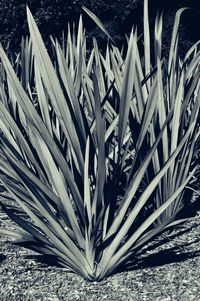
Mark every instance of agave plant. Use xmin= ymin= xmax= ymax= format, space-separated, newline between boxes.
xmin=0 ymin=0 xmax=199 ymax=281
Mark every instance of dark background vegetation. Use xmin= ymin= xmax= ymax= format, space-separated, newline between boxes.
xmin=0 ymin=0 xmax=200 ymax=54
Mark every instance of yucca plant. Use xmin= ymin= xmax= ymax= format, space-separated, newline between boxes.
xmin=0 ymin=0 xmax=199 ymax=281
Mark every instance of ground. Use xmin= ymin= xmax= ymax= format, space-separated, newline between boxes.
xmin=0 ymin=209 xmax=200 ymax=300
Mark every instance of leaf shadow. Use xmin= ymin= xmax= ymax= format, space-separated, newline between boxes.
xmin=23 ymin=254 xmax=63 ymax=268
xmin=138 ymin=220 xmax=200 ymax=256
xmin=0 ymin=253 xmax=6 ymax=262
xmin=116 ymin=220 xmax=200 ymax=273
xmin=122 ymin=241 xmax=200 ymax=272
xmin=23 ymin=219 xmax=200 ymax=277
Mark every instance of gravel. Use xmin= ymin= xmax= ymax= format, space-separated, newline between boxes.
xmin=0 ymin=208 xmax=200 ymax=300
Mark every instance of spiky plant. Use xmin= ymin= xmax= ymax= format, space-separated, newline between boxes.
xmin=0 ymin=0 xmax=199 ymax=281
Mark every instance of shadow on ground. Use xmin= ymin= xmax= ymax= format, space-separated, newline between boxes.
xmin=123 ymin=243 xmax=200 ymax=271
xmin=24 ymin=254 xmax=63 ymax=268
xmin=117 ymin=220 xmax=200 ymax=273
xmin=20 ymin=218 xmax=200 ymax=278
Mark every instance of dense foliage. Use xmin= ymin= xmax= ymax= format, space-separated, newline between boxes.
xmin=0 ymin=0 xmax=139 ymax=50
xmin=0 ymin=0 xmax=200 ymax=53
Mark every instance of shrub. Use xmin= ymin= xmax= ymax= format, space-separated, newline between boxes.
xmin=0 ymin=0 xmax=199 ymax=281
xmin=1 ymin=0 xmax=199 ymax=54
xmin=0 ymin=0 xmax=140 ymax=51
